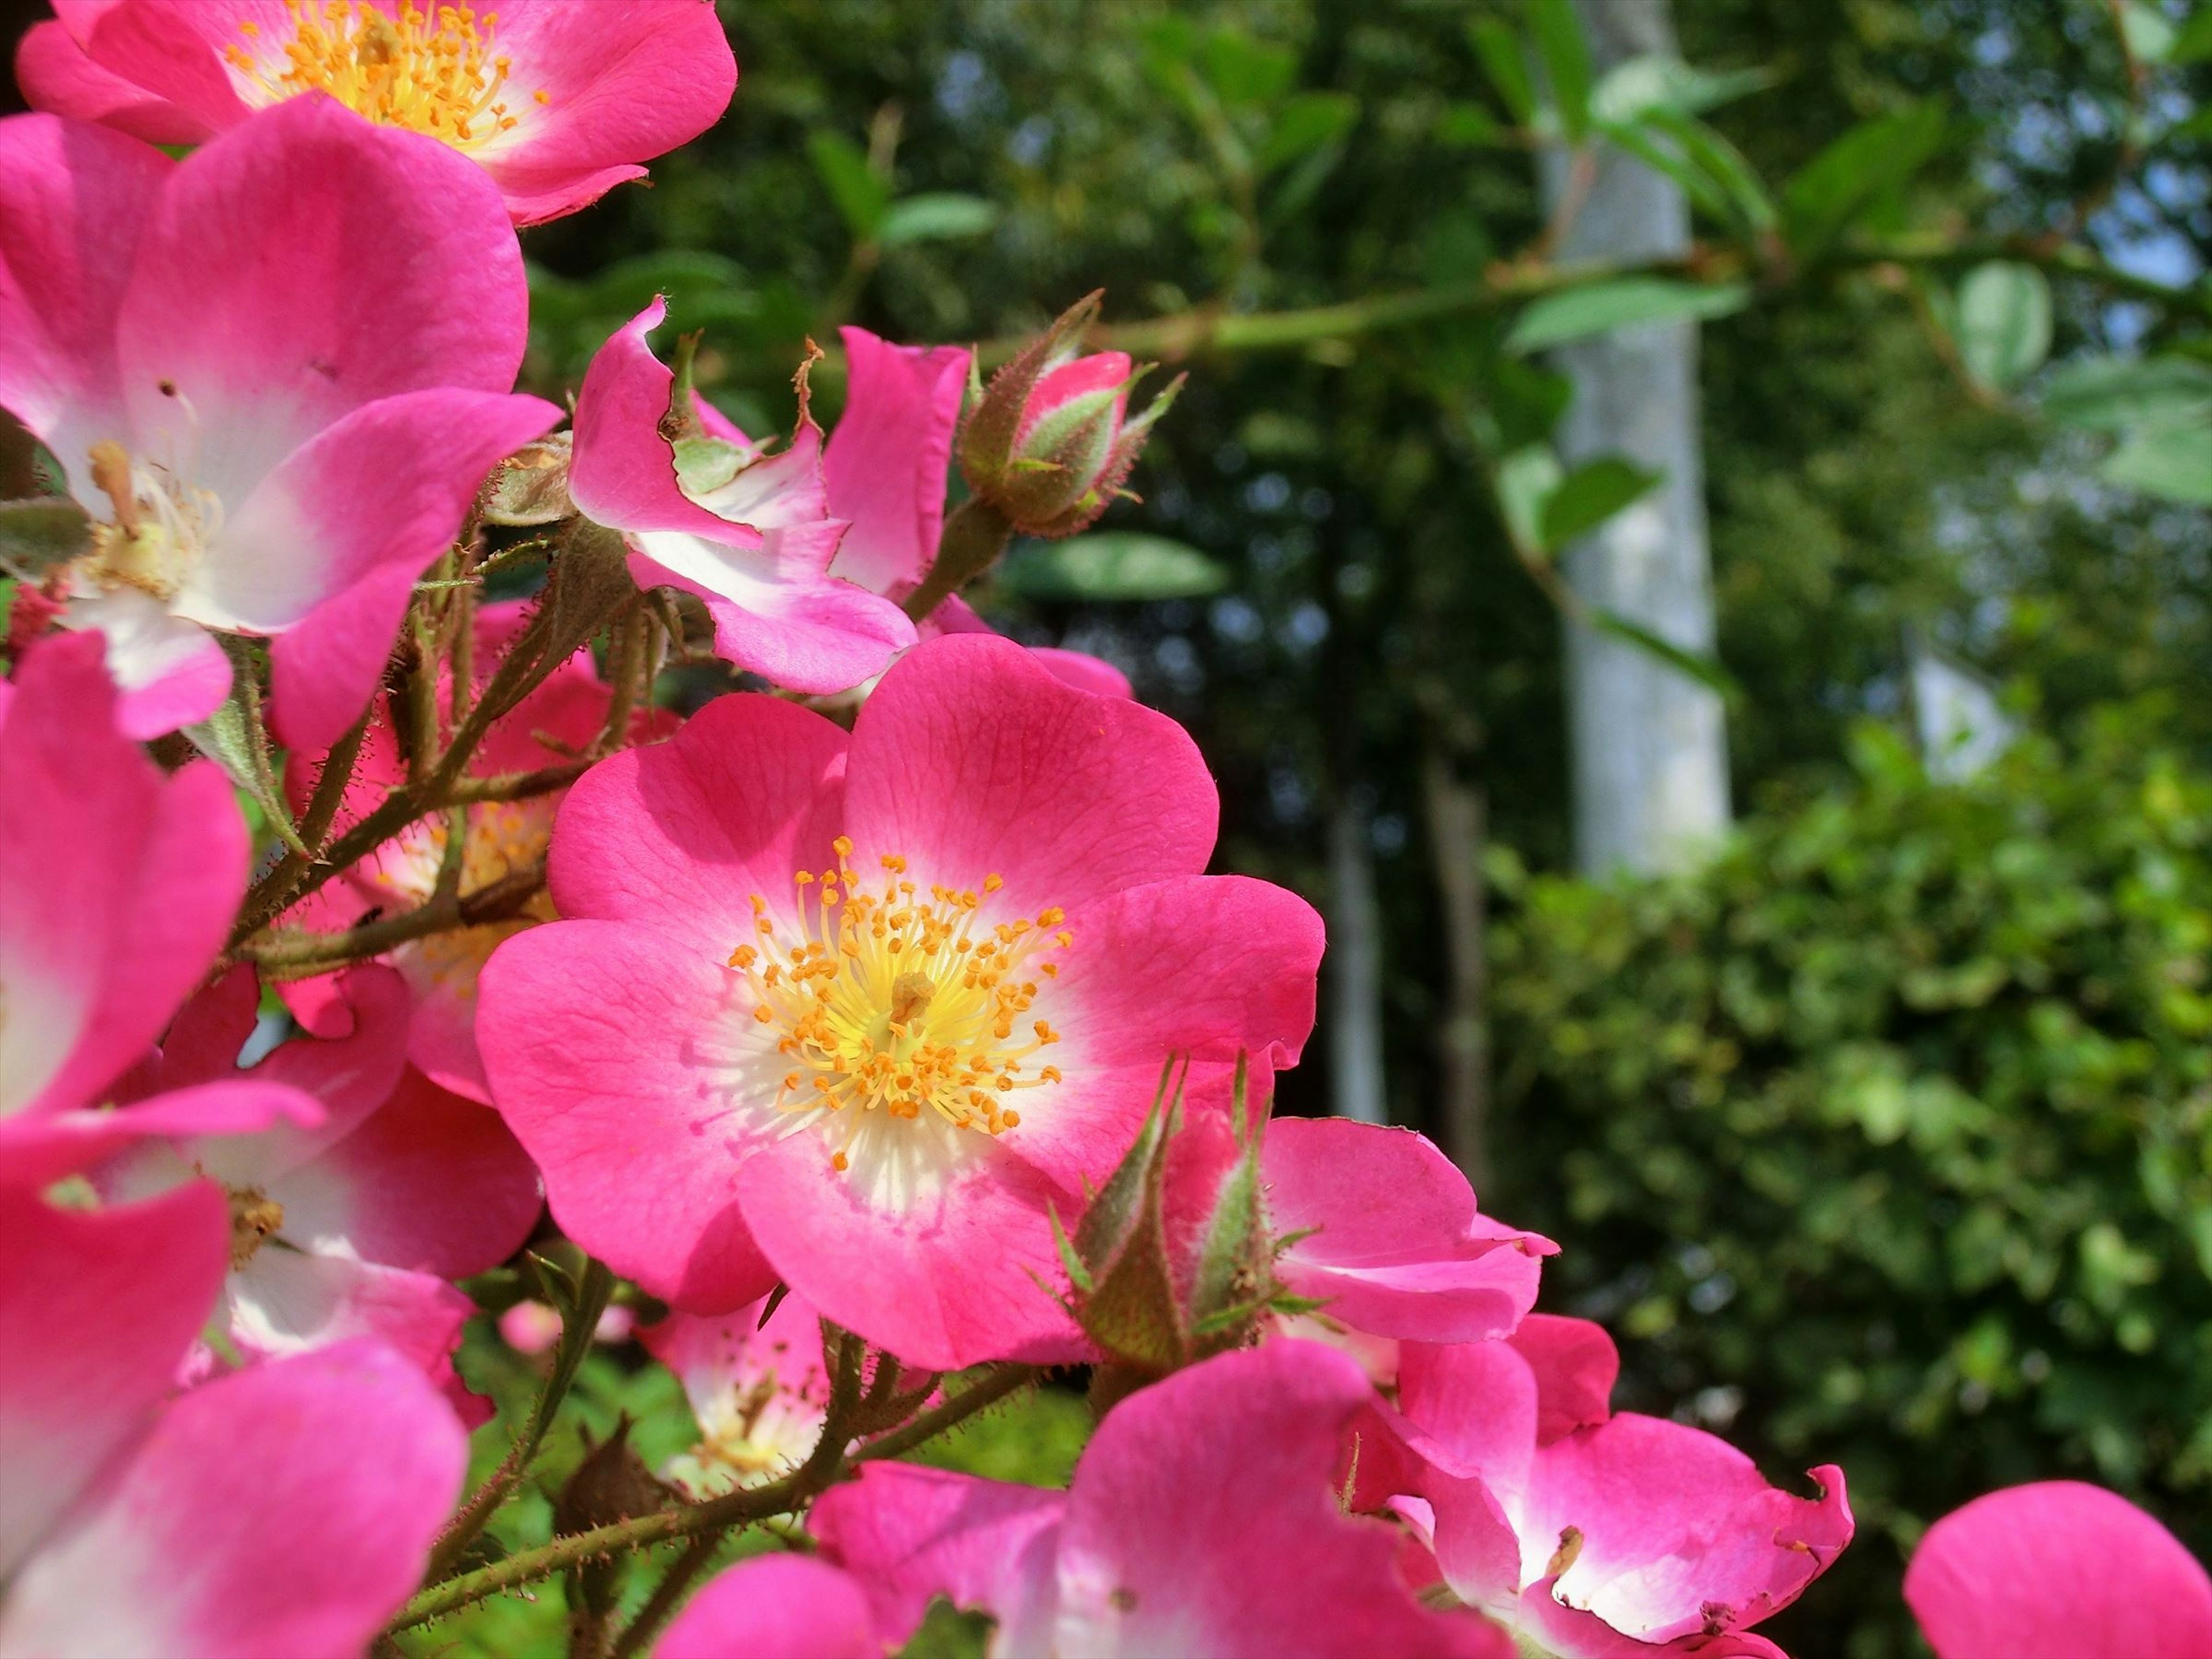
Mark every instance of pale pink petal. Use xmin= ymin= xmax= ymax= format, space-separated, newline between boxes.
xmin=274 ymin=1065 xmax=541 ymax=1277
xmin=658 ymin=1553 xmax=881 ymax=1659
xmin=1905 ymin=1481 xmax=2212 ymax=1659
xmin=224 ymin=1248 xmax=474 ymax=1387
xmin=0 ymin=1180 xmax=226 ymax=1578
xmin=0 ymin=112 xmax=171 ymax=490
xmin=56 ymin=588 xmax=232 ymax=739
xmin=735 ymin=1130 xmax=1082 ymax=1371
xmin=0 ymin=1079 xmax=322 ymax=1191
xmin=840 ymin=634 xmax=1217 ymax=915
xmin=13 ymin=18 xmax=209 ymax=145
xmin=1514 ymin=1593 xmax=1793 ymax=1659
xmin=115 ymin=94 xmax=530 ymax=505
xmin=1508 ymin=1315 xmax=1619 ymax=1444
xmin=568 ymin=300 xmax=767 ymax=544
xmin=1521 ymin=1418 xmax=1850 ymax=1645
xmin=1056 ymin=1340 xmax=1513 ymax=1657
xmin=0 ymin=1340 xmax=467 ymax=1659
xmin=461 ymin=0 xmax=737 ymax=226
xmin=543 ymin=689 xmax=847 ymax=950
xmin=1029 ymin=645 xmax=1135 ymax=699
xmin=812 ymin=1463 xmax=1067 ymax=1653
xmin=641 ymin=1291 xmax=831 ymax=1496
xmin=479 ymin=919 xmax=781 ymax=1312
xmin=0 ymin=632 xmax=245 ymax=1118
xmin=665 ymin=558 xmax=916 ymax=694
xmin=1263 ymin=1118 xmax=1553 ymax=1344
xmin=823 ymin=328 xmax=971 ymax=595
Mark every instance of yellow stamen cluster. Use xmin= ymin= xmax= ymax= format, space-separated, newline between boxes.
xmin=406 ymin=799 xmax=559 ymax=996
xmin=224 ymin=1 xmax=544 ymax=146
xmin=728 ymin=839 xmax=1071 ymax=1166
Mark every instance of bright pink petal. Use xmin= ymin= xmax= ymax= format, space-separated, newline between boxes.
xmin=841 ymin=634 xmax=1218 ymax=916
xmin=0 ymin=1179 xmax=226 ymax=1578
xmin=55 ymin=587 xmax=231 ymax=739
xmin=0 ymin=1078 xmax=323 ymax=1191
xmin=0 ymin=1340 xmax=467 ymax=1659
xmin=275 ymin=1066 xmax=542 ymax=1277
xmin=115 ymin=94 xmax=530 ymax=505
xmin=13 ymin=18 xmax=209 ymax=143
xmin=568 ymin=300 xmax=767 ymax=544
xmin=1509 ymin=1315 xmax=1619 ymax=1444
xmin=823 ymin=328 xmax=971 ymax=595
xmin=1264 ymin=1118 xmax=1553 ymax=1344
xmin=1029 ymin=645 xmax=1135 ymax=699
xmin=0 ymin=111 xmax=171 ymax=487
xmin=1396 ymin=1338 xmax=1541 ymax=1605
xmin=544 ymin=689 xmax=848 ymax=949
xmin=1017 ymin=351 xmax=1134 ymax=446
xmin=466 ymin=1 xmax=737 ymax=226
xmin=659 ymin=1554 xmax=881 ymax=1659
xmin=0 ymin=632 xmax=245 ymax=1118
xmin=1058 ymin=1340 xmax=1513 ymax=1657
xmin=812 ymin=1463 xmax=1067 ymax=1652
xmin=479 ymin=919 xmax=781 ymax=1313
xmin=735 ymin=1130 xmax=1082 ymax=1370
xmin=67 ymin=0 xmax=255 ymax=137
xmin=1906 ymin=1481 xmax=2212 ymax=1659
xmin=677 ymin=566 xmax=916 ymax=695
xmin=1522 ymin=1418 xmax=1851 ymax=1645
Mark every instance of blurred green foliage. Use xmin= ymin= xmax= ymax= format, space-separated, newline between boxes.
xmin=1493 ymin=700 xmax=2212 ymax=1657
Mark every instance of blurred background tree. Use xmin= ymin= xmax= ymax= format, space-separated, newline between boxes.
xmin=519 ymin=2 xmax=2212 ymax=1653
xmin=12 ymin=0 xmax=2206 ymax=1651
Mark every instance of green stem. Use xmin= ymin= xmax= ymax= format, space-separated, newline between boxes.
xmin=903 ymin=498 xmax=1016 ymax=623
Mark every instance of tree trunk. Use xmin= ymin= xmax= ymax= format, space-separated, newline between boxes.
xmin=1541 ymin=0 xmax=1731 ymax=877
xmin=1422 ymin=744 xmax=1490 ymax=1188
xmin=1325 ymin=789 xmax=1388 ymax=1126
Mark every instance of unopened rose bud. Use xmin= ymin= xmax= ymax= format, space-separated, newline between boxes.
xmin=958 ymin=291 xmax=1182 ymax=541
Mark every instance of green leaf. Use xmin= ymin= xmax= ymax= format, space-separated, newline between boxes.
xmin=1590 ymin=55 xmax=1773 ymax=124
xmin=2174 ymin=7 xmax=2212 ymax=62
xmin=1540 ymin=457 xmax=1664 ymax=550
xmin=1588 ymin=609 xmax=1742 ymax=700
xmin=1952 ymin=263 xmax=2052 ymax=393
xmin=877 ymin=193 xmax=1001 ymax=246
xmin=1468 ymin=19 xmax=1535 ymax=123
xmin=996 ymin=533 xmax=1229 ymax=601
xmin=1529 ymin=0 xmax=1593 ymax=142
xmin=1198 ymin=29 xmax=1296 ymax=105
xmin=1781 ymin=101 xmax=1946 ymax=254
xmin=1260 ymin=91 xmax=1359 ymax=173
xmin=2101 ymin=423 xmax=2212 ymax=503
xmin=0 ymin=496 xmax=92 ymax=578
xmin=806 ymin=130 xmax=890 ymax=240
xmin=2042 ymin=355 xmax=2212 ymax=432
xmin=2120 ymin=0 xmax=2177 ymax=62
xmin=1435 ymin=101 xmax=1503 ymax=147
xmin=1506 ymin=278 xmax=1751 ymax=353
xmin=1494 ymin=444 xmax=1564 ymax=556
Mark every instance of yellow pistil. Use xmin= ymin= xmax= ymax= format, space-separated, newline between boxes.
xmin=226 ymin=1187 xmax=285 ymax=1269
xmin=726 ymin=846 xmax=1072 ymax=1164
xmin=222 ymin=1 xmax=544 ymax=147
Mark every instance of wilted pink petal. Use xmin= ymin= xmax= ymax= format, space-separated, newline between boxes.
xmin=1906 ymin=1481 xmax=2212 ymax=1659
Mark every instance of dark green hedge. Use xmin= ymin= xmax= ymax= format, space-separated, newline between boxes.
xmin=1490 ymin=702 xmax=2212 ymax=1658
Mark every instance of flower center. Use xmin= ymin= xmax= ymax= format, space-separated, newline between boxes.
xmin=81 ymin=440 xmax=221 ymax=603
xmin=387 ymin=800 xmax=559 ymax=994
xmin=226 ymin=1185 xmax=285 ymax=1269
xmin=224 ymin=1 xmax=548 ymax=147
xmin=728 ymin=838 xmax=1071 ymax=1168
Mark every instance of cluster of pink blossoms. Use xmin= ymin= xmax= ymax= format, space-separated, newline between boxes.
xmin=3 ymin=5 xmax=2209 ymax=1658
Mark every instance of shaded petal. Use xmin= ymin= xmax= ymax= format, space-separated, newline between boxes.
xmin=544 ymin=688 xmax=847 ymax=949
xmin=1265 ymin=1118 xmax=1552 ymax=1344
xmin=0 ymin=1179 xmax=226 ymax=1579
xmin=1905 ymin=1481 xmax=2212 ymax=1659
xmin=0 ymin=1340 xmax=467 ymax=1659
xmin=673 ymin=560 xmax=917 ymax=694
xmin=0 ymin=632 xmax=245 ymax=1118
xmin=1509 ymin=1315 xmax=1619 ymax=1445
xmin=812 ymin=1464 xmax=1066 ymax=1653
xmin=13 ymin=18 xmax=210 ymax=145
xmin=0 ymin=112 xmax=171 ymax=487
xmin=57 ymin=588 xmax=230 ymax=740
xmin=659 ymin=1554 xmax=881 ymax=1659
xmin=115 ymin=94 xmax=530 ymax=505
xmin=69 ymin=0 xmax=256 ymax=137
xmin=823 ymin=328 xmax=971 ymax=594
xmin=479 ymin=919 xmax=780 ymax=1312
xmin=842 ymin=634 xmax=1218 ymax=916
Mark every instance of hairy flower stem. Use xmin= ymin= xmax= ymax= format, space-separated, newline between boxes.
xmin=387 ymin=1362 xmax=1044 ymax=1634
xmin=902 ymin=498 xmax=1014 ymax=623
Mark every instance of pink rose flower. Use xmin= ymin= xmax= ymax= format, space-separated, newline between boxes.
xmin=660 ymin=1341 xmax=1512 ymax=1659
xmin=1905 ymin=1481 xmax=2212 ymax=1659
xmin=479 ymin=632 xmax=1323 ymax=1369
xmin=15 ymin=0 xmax=736 ymax=225
xmin=567 ymin=300 xmax=919 ymax=695
xmin=1374 ymin=1316 xmax=1851 ymax=1657
xmin=277 ymin=600 xmax=668 ymax=1101
xmin=0 ymin=96 xmax=557 ymax=747
xmin=96 ymin=963 xmax=542 ymax=1421
xmin=641 ymin=1289 xmax=838 ymax=1498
